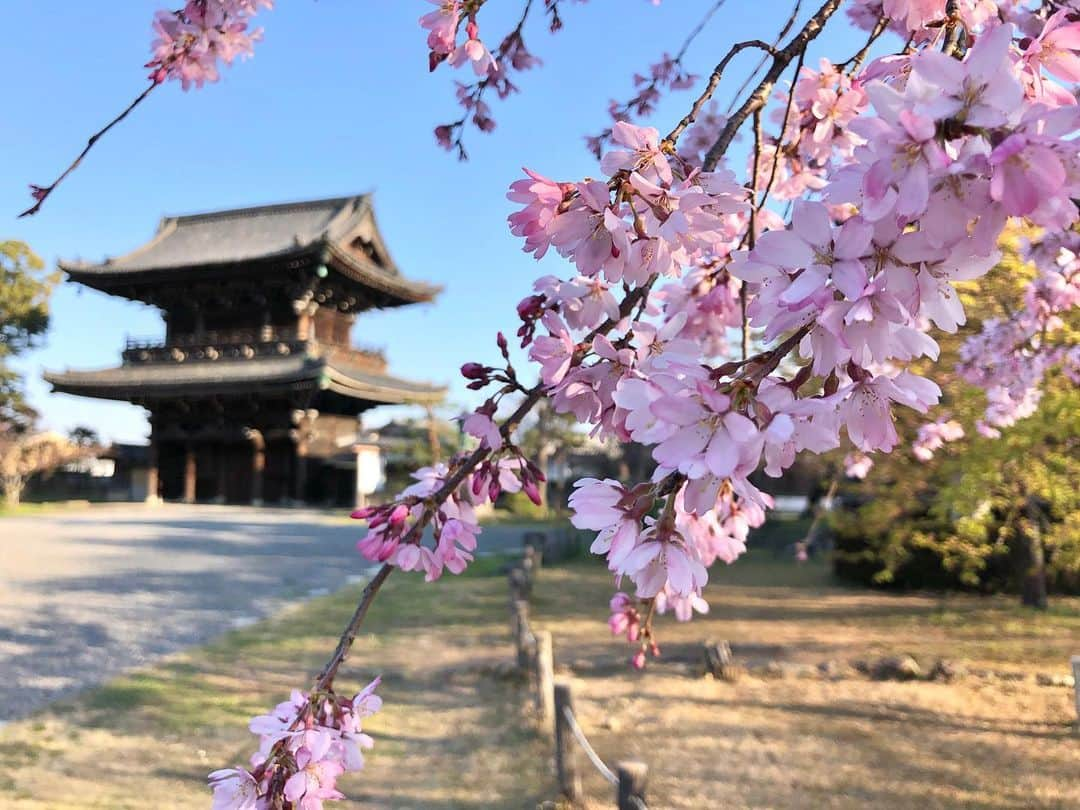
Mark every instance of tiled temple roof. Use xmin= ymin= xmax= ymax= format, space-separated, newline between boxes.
xmin=44 ymin=355 xmax=445 ymax=406
xmin=58 ymin=194 xmax=440 ymax=306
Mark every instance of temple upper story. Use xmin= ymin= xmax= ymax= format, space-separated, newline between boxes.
xmin=47 ymin=194 xmax=445 ymax=415
xmin=45 ymin=194 xmax=446 ymax=505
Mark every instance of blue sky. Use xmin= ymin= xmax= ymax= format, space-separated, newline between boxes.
xmin=1 ymin=1 xmax=869 ymax=444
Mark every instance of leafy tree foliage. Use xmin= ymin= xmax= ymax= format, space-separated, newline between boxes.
xmin=831 ymin=234 xmax=1079 ymax=606
xmin=0 ymin=241 xmax=56 ymax=433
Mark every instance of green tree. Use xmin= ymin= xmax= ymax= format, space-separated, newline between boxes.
xmin=0 ymin=240 xmax=56 ymax=433
xmin=830 ymin=233 xmax=1080 ymax=608
xmin=68 ymin=425 xmax=101 ymax=448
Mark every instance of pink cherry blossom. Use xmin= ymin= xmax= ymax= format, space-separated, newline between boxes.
xmin=912 ymin=418 xmax=964 ymax=461
xmin=420 ymin=1 xmax=461 ymax=55
xmin=283 ymin=736 xmax=346 ymax=809
xmin=841 ymin=372 xmax=940 ymax=452
xmin=147 ymin=1 xmax=271 ymax=90
xmin=462 ymin=406 xmax=503 ymax=449
xmin=608 ymin=592 xmax=642 ymax=641
xmin=208 ymin=768 xmax=259 ymax=810
xmin=600 ymin=122 xmax=673 ymax=184
xmin=844 ymin=452 xmax=874 ymax=479
xmin=1022 ymin=10 xmax=1080 ymax=85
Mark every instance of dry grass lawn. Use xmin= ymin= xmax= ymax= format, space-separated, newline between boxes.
xmin=531 ymin=556 xmax=1080 ymax=810
xmin=0 ymin=556 xmax=548 ymax=809
xmin=1 ymin=551 xmax=1078 ymax=809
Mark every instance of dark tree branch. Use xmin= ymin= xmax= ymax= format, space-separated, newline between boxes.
xmin=663 ymin=40 xmax=777 ymax=144
xmin=724 ymin=0 xmax=803 ymax=114
xmin=703 ymin=0 xmax=843 ymax=171
xmin=19 ymin=82 xmax=157 ymax=217
xmin=838 ymin=15 xmax=889 ymax=72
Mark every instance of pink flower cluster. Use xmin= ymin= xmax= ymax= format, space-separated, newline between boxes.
xmin=586 ymin=52 xmax=699 ymax=157
xmin=353 ymin=445 xmax=542 ymax=582
xmin=107 ymin=1 xmax=1080 ymax=805
xmin=147 ymin=0 xmax=272 ymax=89
xmin=501 ymin=10 xmax=1079 ymax=662
xmin=209 ymin=679 xmax=381 ymax=810
xmin=423 ymin=1 xmax=544 ymax=156
xmin=912 ymin=417 xmax=964 ymax=461
xmin=958 ymin=232 xmax=1080 ymax=434
xmin=843 ymin=452 xmax=875 ymax=479
xmin=353 ymin=465 xmax=480 ymax=581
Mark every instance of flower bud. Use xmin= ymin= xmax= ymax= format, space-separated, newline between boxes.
xmin=461 ymin=362 xmax=487 ymax=379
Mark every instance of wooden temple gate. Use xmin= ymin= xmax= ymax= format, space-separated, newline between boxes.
xmin=45 ymin=194 xmax=446 ymax=507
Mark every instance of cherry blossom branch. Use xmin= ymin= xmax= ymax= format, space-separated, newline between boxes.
xmin=432 ymin=0 xmax=544 ymax=158
xmin=315 ymin=563 xmax=395 ymax=690
xmin=21 ymin=0 xmax=270 ymax=216
xmin=752 ymin=48 xmax=806 ymax=216
xmin=663 ymin=40 xmax=777 ymax=145
xmin=724 ymin=0 xmax=803 ymax=115
xmin=586 ymin=0 xmax=732 ymax=155
xmin=703 ymin=0 xmax=843 ymax=170
xmin=837 ymin=15 xmax=889 ymax=72
xmin=311 ymin=273 xmax=659 ymax=691
xmin=19 ymin=82 xmax=157 ymax=217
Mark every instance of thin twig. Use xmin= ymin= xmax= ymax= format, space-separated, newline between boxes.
xmin=664 ymin=40 xmax=777 ymax=145
xmin=703 ymin=0 xmax=843 ymax=171
xmin=724 ymin=0 xmax=803 ymax=115
xmin=20 ymin=82 xmax=157 ymax=217
xmin=311 ymin=275 xmax=657 ymax=691
xmin=742 ymin=109 xmax=765 ymax=360
xmin=838 ymin=15 xmax=889 ymax=73
xmin=755 ymin=47 xmax=806 ymax=216
xmin=676 ymin=0 xmax=730 ymax=62
xmin=315 ymin=564 xmax=395 ymax=689
xmin=589 ymin=0 xmax=732 ymax=154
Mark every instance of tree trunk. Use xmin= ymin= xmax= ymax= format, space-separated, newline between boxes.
xmin=2 ymin=476 xmax=24 ymax=508
xmin=1019 ymin=497 xmax=1048 ymax=610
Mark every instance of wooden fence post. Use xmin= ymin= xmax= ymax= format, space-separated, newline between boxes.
xmin=521 ymin=549 xmax=536 ymax=588
xmin=534 ymin=630 xmax=555 ymax=725
xmin=1071 ymin=655 xmax=1080 ymax=724
xmin=508 ymin=566 xmax=530 ymax=602
xmin=616 ymin=761 xmax=648 ymax=810
xmin=523 ymin=541 xmax=542 ymax=573
xmin=523 ymin=532 xmax=546 ymax=567
xmin=702 ymin=640 xmax=740 ymax=682
xmin=554 ymin=682 xmax=582 ymax=802
xmin=511 ymin=599 xmax=532 ymax=671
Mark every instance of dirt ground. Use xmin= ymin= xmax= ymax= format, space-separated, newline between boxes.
xmin=530 ymin=558 xmax=1080 ymax=810
xmin=1 ymin=552 xmax=1077 ymax=809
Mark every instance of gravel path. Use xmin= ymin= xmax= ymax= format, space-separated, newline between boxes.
xmin=0 ymin=504 xmax=530 ymax=722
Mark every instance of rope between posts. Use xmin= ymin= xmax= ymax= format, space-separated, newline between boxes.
xmin=561 ymin=705 xmax=618 ymax=786
xmin=628 ymin=797 xmax=648 ymax=810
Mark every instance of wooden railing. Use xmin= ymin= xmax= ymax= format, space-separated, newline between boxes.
xmin=121 ymin=328 xmax=387 ymax=370
xmin=507 ymin=545 xmax=650 ymax=809
xmin=125 ymin=325 xmax=302 ymax=350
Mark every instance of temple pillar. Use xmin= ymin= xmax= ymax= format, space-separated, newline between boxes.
xmin=213 ymin=445 xmax=227 ymax=504
xmin=145 ymin=439 xmax=161 ymax=504
xmin=259 ymin=307 xmax=273 ymax=342
xmin=246 ymin=428 xmax=265 ymax=506
xmin=294 ymin=441 xmax=309 ymax=503
xmin=290 ymin=408 xmax=317 ymax=504
xmin=183 ymin=443 xmax=197 ymax=504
